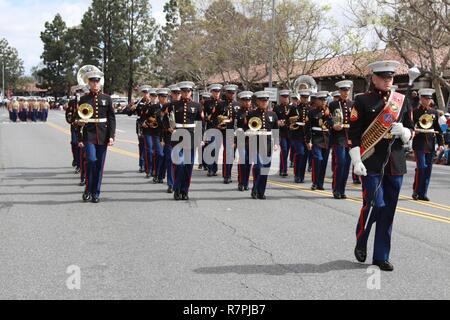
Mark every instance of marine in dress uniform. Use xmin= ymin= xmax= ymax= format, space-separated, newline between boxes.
xmin=247 ymin=91 xmax=279 ymax=199
xmin=160 ymin=85 xmax=182 ymax=193
xmin=204 ymin=84 xmax=223 ymax=177
xmin=153 ymin=88 xmax=171 ymax=184
xmin=329 ymin=80 xmax=354 ymax=199
xmin=198 ymin=91 xmax=212 ymax=170
xmin=169 ymin=81 xmax=203 ymax=200
xmin=128 ymin=85 xmax=151 ymax=173
xmin=76 ymin=68 xmax=116 ymax=203
xmin=66 ymin=86 xmax=86 ymax=175
xmin=287 ymin=89 xmax=310 ymax=183
xmin=289 ymin=93 xmax=300 ymax=168
xmin=140 ymin=88 xmax=165 ymax=181
xmin=18 ymin=98 xmax=27 ymax=122
xmin=211 ymin=84 xmax=240 ymax=184
xmin=235 ymin=91 xmax=254 ymax=191
xmin=349 ymin=60 xmax=414 ymax=271
xmin=412 ymin=88 xmax=444 ymax=201
xmin=273 ymin=90 xmax=291 ymax=177
xmin=306 ymin=91 xmax=332 ymax=191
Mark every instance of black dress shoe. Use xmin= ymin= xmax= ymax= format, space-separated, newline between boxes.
xmin=82 ymin=192 xmax=91 ymax=202
xmin=354 ymin=246 xmax=367 ymax=263
xmin=340 ymin=194 xmax=347 ymax=199
xmin=139 ymin=167 xmax=144 ymax=173
xmin=311 ymin=185 xmax=317 ymax=191
xmin=372 ymin=260 xmax=394 ymax=271
xmin=72 ymin=160 xmax=77 ymax=167
xmin=412 ymin=192 xmax=419 ymax=200
xmin=75 ymin=167 xmax=81 ymax=174
xmin=207 ymin=171 xmax=213 ymax=177
xmin=198 ymin=165 xmax=203 ymax=170
xmin=91 ymin=196 xmax=100 ymax=204
xmin=145 ymin=174 xmax=151 ymax=179
xmin=174 ymin=190 xmax=181 ymax=201
xmin=213 ymin=172 xmax=218 ymax=177
xmin=79 ymin=180 xmax=86 ymax=187
xmin=238 ymin=184 xmax=244 ymax=192
xmin=251 ymin=190 xmax=258 ymax=199
xmin=224 ymin=178 xmax=231 ymax=184
xmin=167 ymin=187 xmax=174 ymax=194
xmin=333 ymin=191 xmax=341 ymax=199
xmin=158 ymin=179 xmax=164 ymax=184
xmin=257 ymin=194 xmax=266 ymax=200
xmin=181 ymin=193 xmax=189 ymax=201
xmin=418 ymin=195 xmax=430 ymax=201
xmin=244 ymin=186 xmax=249 ymax=191
xmin=153 ymin=178 xmax=159 ymax=184
xmin=317 ymin=186 xmax=325 ymax=191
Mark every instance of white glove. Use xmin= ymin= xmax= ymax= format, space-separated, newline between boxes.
xmin=349 ymin=147 xmax=367 ymax=177
xmin=391 ymin=123 xmax=412 ymax=144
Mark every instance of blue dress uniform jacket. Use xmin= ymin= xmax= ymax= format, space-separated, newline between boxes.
xmin=329 ymin=99 xmax=353 ymax=147
xmin=77 ymin=92 xmax=116 ymax=145
xmin=349 ymin=90 xmax=414 ymax=175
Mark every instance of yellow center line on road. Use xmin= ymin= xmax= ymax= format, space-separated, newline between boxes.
xmin=46 ymin=121 xmax=450 ymax=224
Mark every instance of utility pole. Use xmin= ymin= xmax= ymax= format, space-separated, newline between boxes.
xmin=268 ymin=0 xmax=276 ymax=88
xmin=1 ymin=62 xmax=4 ymax=101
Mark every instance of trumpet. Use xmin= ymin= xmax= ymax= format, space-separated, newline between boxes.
xmin=248 ymin=117 xmax=263 ymax=132
xmin=217 ymin=115 xmax=231 ymax=130
xmin=288 ymin=116 xmax=300 ymax=130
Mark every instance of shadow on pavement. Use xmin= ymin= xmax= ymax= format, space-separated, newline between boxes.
xmin=194 ymin=260 xmax=367 ymax=275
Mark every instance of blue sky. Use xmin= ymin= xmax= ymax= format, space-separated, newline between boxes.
xmin=0 ymin=0 xmax=347 ymax=75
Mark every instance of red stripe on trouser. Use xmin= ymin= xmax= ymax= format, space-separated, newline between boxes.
xmin=280 ymin=145 xmax=285 ymax=172
xmin=356 ymin=186 xmax=368 ymax=240
xmin=83 ymin=151 xmax=88 ymax=193
xmin=332 ymin=146 xmax=337 ymax=190
xmin=238 ymin=160 xmax=242 ymax=184
xmin=311 ymin=155 xmax=316 ymax=184
xmin=414 ymin=151 xmax=419 ymax=192
xmin=143 ymin=138 xmax=149 ymax=174
xmin=223 ymin=144 xmax=227 ymax=177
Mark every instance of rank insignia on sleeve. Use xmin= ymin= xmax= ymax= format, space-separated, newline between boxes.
xmin=350 ymin=107 xmax=359 ymax=122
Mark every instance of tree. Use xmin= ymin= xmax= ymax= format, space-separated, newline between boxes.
xmin=272 ymin=0 xmax=345 ymax=90
xmin=39 ymin=14 xmax=75 ymax=98
xmin=79 ymin=0 xmax=128 ymax=94
xmin=349 ymin=0 xmax=450 ymax=110
xmin=121 ymin=0 xmax=156 ymax=102
xmin=0 ymin=38 xmax=25 ymax=91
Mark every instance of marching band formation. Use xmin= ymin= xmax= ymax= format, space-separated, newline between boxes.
xmin=6 ymin=97 xmax=50 ymax=123
xmin=64 ymin=61 xmax=445 ymax=271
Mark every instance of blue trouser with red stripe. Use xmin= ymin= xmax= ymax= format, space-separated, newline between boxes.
xmin=311 ymin=146 xmax=330 ymax=188
xmin=161 ymin=144 xmax=174 ymax=188
xmin=11 ymin=110 xmax=18 ymax=122
xmin=291 ymin=140 xmax=307 ymax=181
xmin=279 ymin=137 xmax=290 ymax=175
xmin=222 ymin=133 xmax=235 ymax=179
xmin=238 ymin=146 xmax=251 ymax=188
xmin=70 ymin=127 xmax=80 ymax=167
xmin=252 ymin=155 xmax=272 ymax=196
xmin=138 ymin=136 xmax=145 ymax=169
xmin=84 ymin=143 xmax=108 ymax=197
xmin=356 ymin=173 xmax=403 ymax=262
xmin=332 ymin=145 xmax=351 ymax=195
xmin=173 ymin=147 xmax=195 ymax=193
xmin=413 ymin=151 xmax=433 ymax=197
xmin=143 ymin=135 xmax=164 ymax=177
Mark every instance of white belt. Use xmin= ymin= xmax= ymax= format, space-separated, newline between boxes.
xmin=84 ymin=118 xmax=107 ymax=123
xmin=415 ymin=128 xmax=437 ymax=134
xmin=176 ymin=123 xmax=196 ymax=128
xmin=245 ymin=130 xmax=272 ymax=136
xmin=295 ymin=122 xmax=306 ymax=126
xmin=312 ymin=127 xmax=329 ymax=132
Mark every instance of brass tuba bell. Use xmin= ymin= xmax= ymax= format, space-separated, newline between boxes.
xmin=146 ymin=116 xmax=159 ymax=129
xmin=248 ymin=117 xmax=263 ymax=132
xmin=289 ymin=116 xmax=300 ymax=130
xmin=78 ymin=103 xmax=94 ymax=121
xmin=217 ymin=115 xmax=231 ymax=130
xmin=418 ymin=114 xmax=433 ymax=130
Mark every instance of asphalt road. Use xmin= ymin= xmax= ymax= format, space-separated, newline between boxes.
xmin=0 ymin=108 xmax=449 ymax=300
